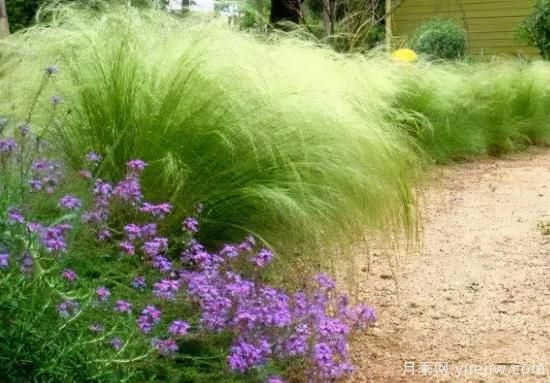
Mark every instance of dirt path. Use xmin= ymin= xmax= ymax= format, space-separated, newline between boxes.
xmin=350 ymin=149 xmax=550 ymax=382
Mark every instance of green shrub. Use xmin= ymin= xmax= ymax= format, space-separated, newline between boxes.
xmin=409 ymin=17 xmax=467 ymax=60
xmin=515 ymin=0 xmax=550 ymax=60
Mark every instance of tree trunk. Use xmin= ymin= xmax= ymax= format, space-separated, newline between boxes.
xmin=0 ymin=0 xmax=9 ymax=37
xmin=270 ymin=0 xmax=301 ymax=24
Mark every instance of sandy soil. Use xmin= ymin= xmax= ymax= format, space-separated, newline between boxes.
xmin=350 ymin=149 xmax=550 ymax=382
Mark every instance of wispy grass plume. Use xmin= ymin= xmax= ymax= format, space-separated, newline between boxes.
xmin=0 ymin=5 xmax=419 ymax=258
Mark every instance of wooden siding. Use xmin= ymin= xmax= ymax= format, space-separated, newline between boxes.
xmin=390 ymin=0 xmax=539 ymax=56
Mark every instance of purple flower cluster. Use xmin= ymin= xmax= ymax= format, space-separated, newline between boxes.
xmin=114 ymin=300 xmax=132 ymax=313
xmin=96 ymin=286 xmax=111 ymax=302
xmin=109 ymin=337 xmax=122 ymax=351
xmin=0 ymin=252 xmax=8 ymax=269
xmin=57 ymin=299 xmax=79 ymax=318
xmin=124 ymin=224 xmax=141 ymax=241
xmin=137 ymin=305 xmax=161 ymax=334
xmin=1 ymin=153 xmax=376 ymax=381
xmin=39 ymin=224 xmax=72 ymax=253
xmin=127 ymin=159 xmax=147 ymax=173
xmin=58 ymin=195 xmax=81 ymax=210
xmin=151 ymin=337 xmax=178 ymax=356
xmin=178 ymin=238 xmax=375 ymax=378
xmin=182 ymin=217 xmax=198 ymax=233
xmin=140 ymin=202 xmax=172 ymax=218
xmin=152 ymin=279 xmax=180 ymax=301
xmin=19 ymin=252 xmax=33 ymax=274
xmin=62 ymin=268 xmax=77 ymax=283
xmin=227 ymin=337 xmax=271 ymax=373
xmin=131 ymin=275 xmax=146 ymax=289
xmin=114 ymin=175 xmax=142 ymax=203
xmin=85 ymin=152 xmax=101 ymax=163
xmin=7 ymin=207 xmax=24 ymax=224
xmin=0 ymin=138 xmax=17 ymax=153
xmin=29 ymin=159 xmax=63 ymax=194
xmin=251 ymin=248 xmax=273 ymax=268
xmin=168 ymin=320 xmax=189 ymax=336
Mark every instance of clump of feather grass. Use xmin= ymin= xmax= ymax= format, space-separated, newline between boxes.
xmin=0 ymin=4 xmax=420 ymax=268
xmin=393 ymin=59 xmax=550 ymax=162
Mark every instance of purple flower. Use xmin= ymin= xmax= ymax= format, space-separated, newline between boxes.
xmin=180 ymin=242 xmax=220 ymax=270
xmin=109 ymin=337 xmax=122 ymax=351
xmin=50 ymin=95 xmax=62 ymax=106
xmin=31 ymin=160 xmax=47 ymax=172
xmin=140 ymin=223 xmax=157 ymax=239
xmin=152 ymin=279 xmax=179 ymax=301
xmin=316 ymin=316 xmax=349 ymax=340
xmin=88 ymin=322 xmax=104 ymax=333
xmin=20 ymin=253 xmax=33 ymax=274
xmin=26 ymin=222 xmax=43 ymax=233
xmin=142 ymin=237 xmax=168 ymax=258
xmin=315 ymin=344 xmax=353 ymax=378
xmin=93 ymin=180 xmax=112 ymax=199
xmin=168 ymin=320 xmax=190 ymax=336
xmin=238 ymin=235 xmax=255 ymax=252
xmin=29 ymin=179 xmax=42 ymax=191
xmin=58 ymin=195 xmax=81 ymax=210
xmin=0 ymin=252 xmax=8 ymax=269
xmin=123 ymin=224 xmax=142 ymax=241
xmin=126 ymin=159 xmax=147 ymax=173
xmin=114 ymin=176 xmax=142 ymax=203
xmin=182 ymin=217 xmax=198 ymax=233
xmin=57 ymin=299 xmax=79 ymax=318
xmin=225 ymin=272 xmax=255 ymax=298
xmin=220 ymin=244 xmax=239 ymax=259
xmin=347 ymin=304 xmax=376 ymax=329
xmin=140 ymin=202 xmax=172 ymax=218
xmin=114 ymin=300 xmax=132 ymax=313
xmin=265 ymin=377 xmax=285 ymax=383
xmin=119 ymin=241 xmax=135 ymax=256
xmin=97 ymin=228 xmax=111 ymax=241
xmin=137 ymin=305 xmax=162 ymax=334
xmin=7 ymin=208 xmax=24 ymax=224
xmin=0 ymin=138 xmax=16 ymax=153
xmin=131 ymin=275 xmax=146 ymax=289
xmin=151 ymin=338 xmax=178 ymax=356
xmin=96 ymin=286 xmax=111 ymax=302
xmin=61 ymin=268 xmax=77 ymax=283
xmin=85 ymin=152 xmax=102 ymax=163
xmin=251 ymin=248 xmax=273 ymax=268
xmin=45 ymin=65 xmax=59 ymax=75
xmin=283 ymin=324 xmax=310 ymax=356
xmin=227 ymin=337 xmax=271 ymax=373
xmin=39 ymin=224 xmax=71 ymax=252
xmin=152 ymin=255 xmax=172 ymax=273
xmin=315 ymin=273 xmax=336 ymax=291
xmin=313 ymin=342 xmax=332 ymax=368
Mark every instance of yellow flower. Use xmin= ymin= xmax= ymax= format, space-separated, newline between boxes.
xmin=391 ymin=48 xmax=418 ymax=62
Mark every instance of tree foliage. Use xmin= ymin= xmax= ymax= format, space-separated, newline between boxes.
xmin=516 ymin=0 xmax=550 ymax=60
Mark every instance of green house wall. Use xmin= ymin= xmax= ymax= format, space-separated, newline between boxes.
xmin=390 ymin=0 xmax=539 ymax=56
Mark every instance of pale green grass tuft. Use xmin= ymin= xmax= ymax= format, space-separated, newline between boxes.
xmin=0 ymin=5 xmax=419 ymax=259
